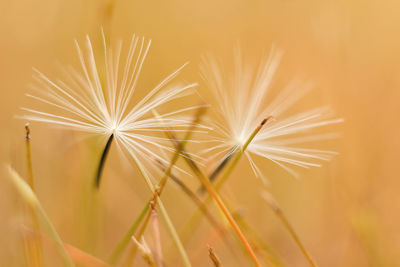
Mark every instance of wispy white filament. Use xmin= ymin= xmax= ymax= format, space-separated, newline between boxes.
xmin=201 ymin=47 xmax=343 ymax=181
xmin=21 ymin=32 xmax=205 ymax=178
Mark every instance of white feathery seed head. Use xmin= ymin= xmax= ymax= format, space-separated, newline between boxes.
xmin=200 ymin=47 xmax=343 ymax=182
xmin=20 ymin=31 xmax=205 ymax=176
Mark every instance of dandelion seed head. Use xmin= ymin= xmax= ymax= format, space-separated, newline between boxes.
xmin=201 ymin=47 xmax=343 ymax=181
xmin=20 ymin=31 xmax=204 ymax=178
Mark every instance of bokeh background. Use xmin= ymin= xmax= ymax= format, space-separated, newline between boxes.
xmin=1 ymin=0 xmax=399 ymax=266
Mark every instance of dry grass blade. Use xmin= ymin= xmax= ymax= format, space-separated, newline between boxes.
xmin=208 ymin=245 xmax=222 ymax=267
xmin=261 ymin=190 xmax=317 ymax=267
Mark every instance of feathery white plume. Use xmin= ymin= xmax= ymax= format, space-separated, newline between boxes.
xmin=200 ymin=47 xmax=343 ymax=182
xmin=21 ymin=32 xmax=204 ymax=183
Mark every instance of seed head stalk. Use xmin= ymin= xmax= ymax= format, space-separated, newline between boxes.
xmin=191 ymin=163 xmax=261 ymax=266
xmin=108 ymin=107 xmax=205 ymax=265
xmin=126 ymin=151 xmax=192 ymax=267
xmin=180 ymin=117 xmax=271 ymax=235
xmin=262 ymin=191 xmax=317 ymax=267
xmin=178 ymin=117 xmax=272 ymax=266
xmin=215 ymin=116 xmax=273 ymax=192
xmin=94 ymin=133 xmax=114 ymax=188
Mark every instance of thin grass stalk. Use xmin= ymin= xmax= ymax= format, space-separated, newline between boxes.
xmin=208 ymin=245 xmax=222 ymax=267
xmin=158 ymin=117 xmax=273 ymax=266
xmin=261 ymin=191 xmax=317 ymax=267
xmin=233 ymin=212 xmax=287 ymax=267
xmin=214 ymin=116 xmax=273 ymax=192
xmin=7 ymin=166 xmax=75 ymax=267
xmin=158 ymin=137 xmax=261 ymax=265
xmin=127 ymin=166 xmax=234 ymax=267
xmin=151 ymin=201 xmax=164 ymax=267
xmin=34 ymin=207 xmax=76 ymax=267
xmin=155 ymin=159 xmax=244 ymax=262
xmin=25 ymin=124 xmax=35 ymax=189
xmin=128 ymin=153 xmax=192 ymax=267
xmin=124 ymin=190 xmax=155 ymax=267
xmin=180 ymin=191 xmax=277 ymax=266
xmin=109 ymin=107 xmax=205 ymax=264
xmin=122 ymin=206 xmax=152 ymax=267
xmin=191 ymin=166 xmax=261 ymax=266
xmin=198 ymin=147 xmax=237 ymax=194
xmin=108 ymin=203 xmax=149 ymax=264
xmin=179 ymin=118 xmax=271 ymax=243
xmin=154 ymin=159 xmax=225 ymax=233
xmin=24 ymin=124 xmax=43 ymax=267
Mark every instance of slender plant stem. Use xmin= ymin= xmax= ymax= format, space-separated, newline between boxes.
xmin=8 ymin=167 xmax=75 ymax=267
xmin=25 ymin=124 xmax=35 ymax=190
xmin=208 ymin=245 xmax=222 ymax=267
xmin=180 ymin=118 xmax=271 ymax=244
xmin=184 ymin=117 xmax=272 ymax=225
xmin=36 ymin=204 xmax=75 ymax=267
xmin=261 ymin=191 xmax=317 ymax=267
xmin=108 ymin=203 xmax=149 ymax=263
xmin=154 ymin=160 xmax=225 ymax=233
xmin=160 ymin=116 xmax=271 ymax=265
xmin=109 ymin=107 xmax=205 ymax=264
xmin=24 ymin=123 xmax=43 ymax=267
xmin=191 ymin=165 xmax=261 ymax=266
xmin=127 ymin=152 xmax=192 ymax=267
xmin=233 ymin=212 xmax=287 ymax=267
xmin=198 ymin=147 xmax=237 ymax=194
xmin=126 ymin=208 xmax=152 ymax=266
xmin=214 ymin=116 xmax=273 ymax=192
xmin=94 ymin=134 xmax=114 ymax=188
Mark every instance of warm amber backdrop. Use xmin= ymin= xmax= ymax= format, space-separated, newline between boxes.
xmin=1 ymin=0 xmax=399 ymax=266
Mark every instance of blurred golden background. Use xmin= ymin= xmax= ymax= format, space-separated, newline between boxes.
xmin=1 ymin=0 xmax=399 ymax=266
